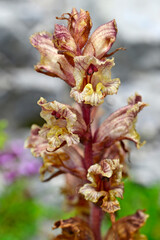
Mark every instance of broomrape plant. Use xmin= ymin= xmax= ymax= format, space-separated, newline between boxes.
xmin=26 ymin=8 xmax=149 ymax=240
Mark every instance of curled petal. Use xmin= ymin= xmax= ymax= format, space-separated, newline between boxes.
xmin=37 ymin=97 xmax=86 ymax=150
xmin=83 ymin=20 xmax=117 ymax=59
xmin=70 ymin=56 xmax=120 ymax=106
xmin=100 ymin=141 xmax=129 ymax=177
xmin=79 ymin=159 xmax=123 ymax=213
xmin=105 ymin=210 xmax=149 ymax=240
xmin=79 ymin=183 xmax=106 ymax=203
xmin=101 ymin=194 xmax=121 ymax=213
xmin=30 ymin=32 xmax=75 ymax=87
xmin=87 ymin=159 xmax=120 ymax=183
xmin=53 ymin=24 xmax=78 ymax=57
xmin=94 ymin=94 xmax=147 ymax=149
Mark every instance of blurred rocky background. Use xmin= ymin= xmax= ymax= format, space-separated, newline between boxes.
xmin=0 ymin=0 xmax=160 ymax=239
xmin=1 ymin=0 xmax=160 ymax=184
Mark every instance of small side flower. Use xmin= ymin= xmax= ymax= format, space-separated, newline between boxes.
xmin=93 ymin=93 xmax=147 ymax=152
xmin=37 ymin=97 xmax=87 ymax=151
xmin=79 ymin=159 xmax=123 ymax=213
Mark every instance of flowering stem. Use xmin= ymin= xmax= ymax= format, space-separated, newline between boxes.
xmin=90 ymin=203 xmax=103 ymax=240
xmin=81 ymin=103 xmax=93 ymax=169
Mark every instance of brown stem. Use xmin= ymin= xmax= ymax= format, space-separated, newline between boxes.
xmin=90 ymin=204 xmax=103 ymax=240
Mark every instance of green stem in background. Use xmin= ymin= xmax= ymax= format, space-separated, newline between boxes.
xmin=90 ymin=203 xmax=103 ymax=240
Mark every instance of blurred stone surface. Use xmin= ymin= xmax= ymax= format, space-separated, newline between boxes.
xmin=0 ymin=0 xmax=160 ymax=187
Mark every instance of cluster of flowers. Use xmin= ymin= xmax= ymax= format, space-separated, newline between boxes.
xmin=26 ymin=8 xmax=148 ymax=240
xmin=0 ymin=140 xmax=40 ymax=184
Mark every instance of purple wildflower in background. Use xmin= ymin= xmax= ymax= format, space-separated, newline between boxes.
xmin=0 ymin=140 xmax=41 ymax=184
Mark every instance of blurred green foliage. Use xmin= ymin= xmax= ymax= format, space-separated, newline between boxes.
xmin=0 ymin=177 xmax=159 ymax=240
xmin=102 ymin=180 xmax=160 ymax=240
xmin=0 ymin=180 xmax=54 ymax=240
xmin=117 ymin=180 xmax=160 ymax=240
xmin=0 ymin=120 xmax=8 ymax=149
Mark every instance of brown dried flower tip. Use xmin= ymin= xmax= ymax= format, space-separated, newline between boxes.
xmin=52 ymin=217 xmax=95 ymax=240
xmin=79 ymin=159 xmax=124 ymax=213
xmin=105 ymin=210 xmax=149 ymax=240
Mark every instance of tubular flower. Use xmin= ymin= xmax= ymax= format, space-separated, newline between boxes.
xmin=93 ymin=93 xmax=147 ymax=152
xmin=37 ymin=97 xmax=87 ymax=151
xmin=79 ymin=159 xmax=123 ymax=213
xmin=70 ymin=56 xmax=120 ymax=106
xmin=105 ymin=210 xmax=149 ymax=240
xmin=52 ymin=217 xmax=95 ymax=240
xmin=30 ymin=9 xmax=120 ymax=106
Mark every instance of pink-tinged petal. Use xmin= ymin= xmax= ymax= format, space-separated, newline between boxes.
xmin=25 ymin=124 xmax=48 ymax=157
xmin=30 ymin=31 xmax=75 ymax=87
xmin=83 ymin=20 xmax=117 ymax=59
xmin=105 ymin=210 xmax=149 ymax=240
xmin=53 ymin=24 xmax=78 ymax=57
xmin=57 ymin=8 xmax=92 ymax=50
xmin=70 ymin=56 xmax=120 ymax=106
xmin=69 ymin=8 xmax=92 ymax=49
xmin=93 ymin=94 xmax=147 ymax=150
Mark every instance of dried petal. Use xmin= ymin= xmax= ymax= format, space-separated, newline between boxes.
xmin=70 ymin=56 xmax=120 ymax=106
xmin=83 ymin=20 xmax=117 ymax=59
xmin=105 ymin=210 xmax=149 ymax=240
xmin=52 ymin=217 xmax=95 ymax=240
xmin=94 ymin=94 xmax=147 ymax=150
xmin=30 ymin=31 xmax=75 ymax=87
